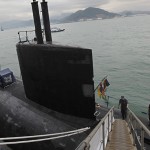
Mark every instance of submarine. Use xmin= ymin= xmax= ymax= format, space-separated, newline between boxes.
xmin=1 ymin=1 xmax=150 ymax=150
xmin=0 ymin=0 xmax=105 ymax=149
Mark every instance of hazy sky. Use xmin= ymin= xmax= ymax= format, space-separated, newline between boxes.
xmin=0 ymin=0 xmax=150 ymax=22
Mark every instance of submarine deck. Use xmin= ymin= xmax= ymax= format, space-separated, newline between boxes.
xmin=0 ymin=79 xmax=109 ymax=150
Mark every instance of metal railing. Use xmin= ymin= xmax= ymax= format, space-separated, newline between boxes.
xmin=18 ymin=30 xmax=34 ymax=43
xmin=127 ymin=107 xmax=150 ymax=150
xmin=18 ymin=30 xmax=43 ymax=43
xmin=76 ymin=106 xmax=114 ymax=150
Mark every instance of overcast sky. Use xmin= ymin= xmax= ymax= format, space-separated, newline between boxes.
xmin=0 ymin=0 xmax=150 ymax=23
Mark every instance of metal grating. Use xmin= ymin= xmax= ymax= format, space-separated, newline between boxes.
xmin=106 ymin=119 xmax=137 ymax=150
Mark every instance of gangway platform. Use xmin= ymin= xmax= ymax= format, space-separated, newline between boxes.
xmin=106 ymin=119 xmax=137 ymax=150
xmin=76 ymin=106 xmax=150 ymax=150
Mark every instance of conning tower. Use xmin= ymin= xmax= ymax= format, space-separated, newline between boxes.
xmin=16 ymin=0 xmax=95 ymax=119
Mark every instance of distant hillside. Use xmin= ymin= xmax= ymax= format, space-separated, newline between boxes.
xmin=120 ymin=11 xmax=150 ymax=16
xmin=5 ymin=8 xmax=150 ymax=30
xmin=0 ymin=20 xmax=34 ymax=30
xmin=61 ymin=7 xmax=121 ymax=23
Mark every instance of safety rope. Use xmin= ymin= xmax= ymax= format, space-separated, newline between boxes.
xmin=0 ymin=127 xmax=90 ymax=145
xmin=0 ymin=127 xmax=89 ymax=141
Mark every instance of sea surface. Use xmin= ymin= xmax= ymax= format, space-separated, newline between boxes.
xmin=0 ymin=15 xmax=150 ymax=117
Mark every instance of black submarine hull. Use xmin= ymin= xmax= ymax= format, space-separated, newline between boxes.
xmin=0 ymin=83 xmax=95 ymax=150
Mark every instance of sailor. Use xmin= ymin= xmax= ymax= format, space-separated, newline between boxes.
xmin=118 ymin=96 xmax=128 ymax=120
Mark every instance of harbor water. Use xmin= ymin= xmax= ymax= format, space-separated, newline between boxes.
xmin=0 ymin=15 xmax=150 ymax=118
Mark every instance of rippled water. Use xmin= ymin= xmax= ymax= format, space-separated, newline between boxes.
xmin=0 ymin=15 xmax=150 ymax=117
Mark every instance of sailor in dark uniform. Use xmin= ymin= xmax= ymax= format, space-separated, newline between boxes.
xmin=118 ymin=96 xmax=128 ymax=120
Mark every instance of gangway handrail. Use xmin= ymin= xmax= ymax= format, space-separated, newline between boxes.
xmin=76 ymin=106 xmax=114 ymax=150
xmin=127 ymin=107 xmax=150 ymax=136
xmin=127 ymin=107 xmax=150 ymax=150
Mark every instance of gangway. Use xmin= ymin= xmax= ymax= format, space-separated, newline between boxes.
xmin=105 ymin=119 xmax=136 ymax=150
xmin=76 ymin=106 xmax=150 ymax=150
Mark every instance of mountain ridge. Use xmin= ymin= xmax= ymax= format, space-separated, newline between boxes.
xmin=1 ymin=8 xmax=150 ymax=30
xmin=61 ymin=7 xmax=121 ymax=23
